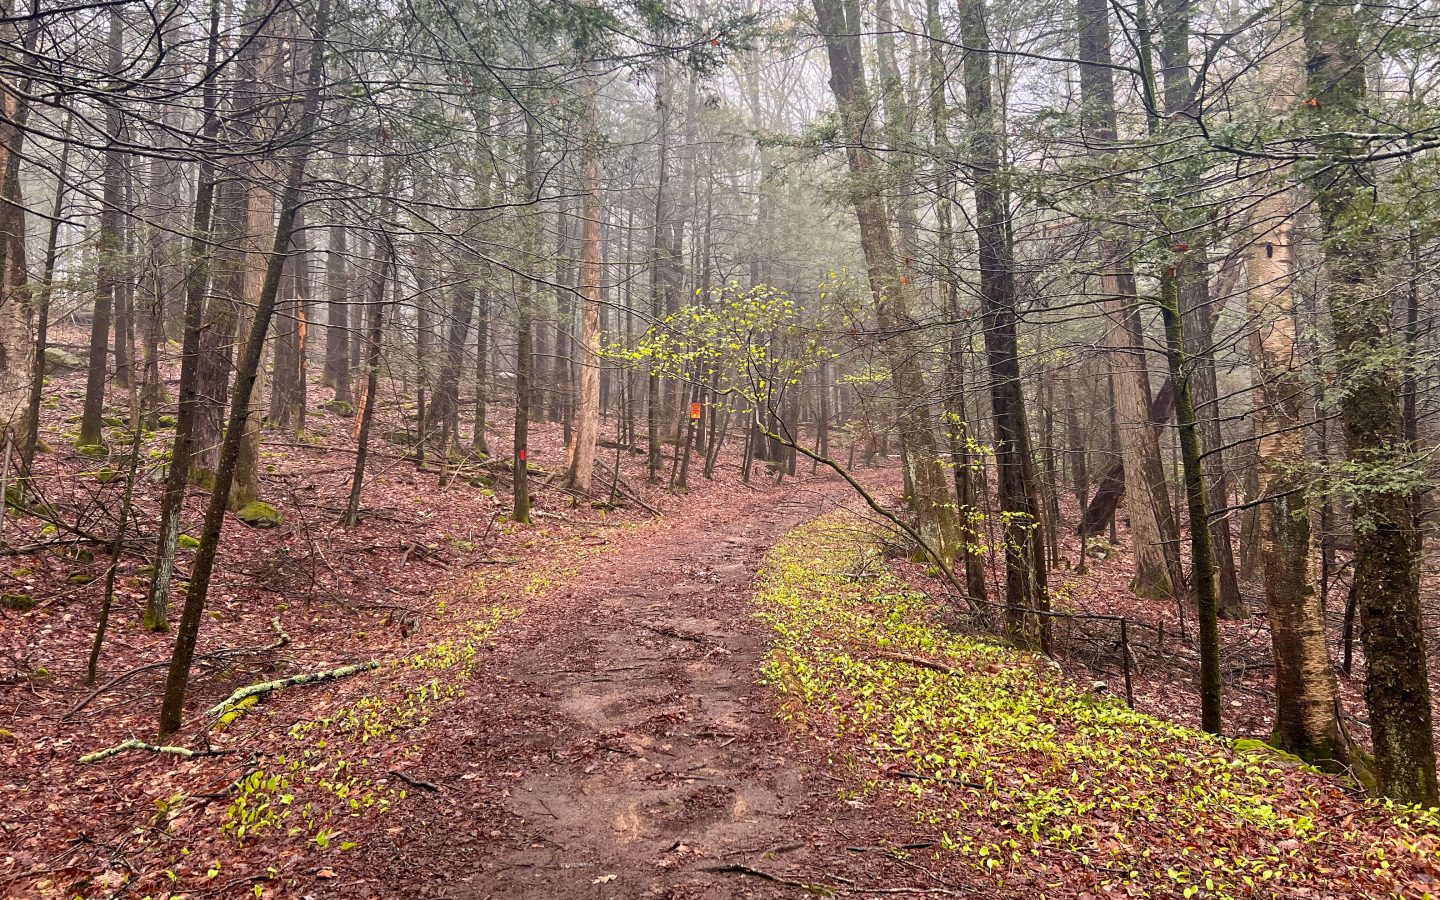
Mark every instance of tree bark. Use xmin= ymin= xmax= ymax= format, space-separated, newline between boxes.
xmin=160 ymin=0 xmax=329 ymax=733
xmin=563 ymin=75 xmax=603 ymax=495
xmin=959 ymin=0 xmax=1048 ymax=643
xmin=1075 ymin=0 xmax=1184 ymax=601
xmin=811 ymin=0 xmax=963 ymax=564
xmin=79 ymin=10 xmax=125 ymax=449
xmin=144 ymin=0 xmax=221 ymax=632
xmin=1305 ymin=0 xmax=1437 ymax=803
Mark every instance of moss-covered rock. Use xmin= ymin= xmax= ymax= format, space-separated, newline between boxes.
xmin=178 ymin=533 xmax=201 ymax=549
xmin=66 ymin=572 xmax=95 ymax=585
xmin=43 ymin=347 xmax=83 ymax=370
xmin=236 ymin=501 xmax=282 ymax=528
xmin=323 ymin=399 xmax=354 ymax=417
xmin=1 ymin=593 xmax=35 ymax=611
xmin=157 ymin=414 xmax=178 ymax=428
xmin=1232 ymin=737 xmax=1311 ymax=769
xmin=77 ymin=442 xmax=107 ymax=458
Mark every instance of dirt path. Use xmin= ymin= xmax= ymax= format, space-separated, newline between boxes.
xmin=341 ymin=474 xmax=927 ymax=899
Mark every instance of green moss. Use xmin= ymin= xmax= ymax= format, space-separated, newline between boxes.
xmin=1 ymin=593 xmax=35 ymax=611
xmin=66 ymin=572 xmax=95 ymax=585
xmin=236 ymin=501 xmax=282 ymax=528
xmin=77 ymin=442 xmax=107 ymax=458
xmin=323 ymin=399 xmax=354 ymax=418
xmin=217 ymin=694 xmax=261 ymax=730
xmin=179 ymin=533 xmax=201 ymax=549
xmin=157 ymin=414 xmax=178 ymax=428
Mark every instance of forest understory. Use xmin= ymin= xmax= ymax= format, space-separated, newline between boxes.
xmin=8 ymin=0 xmax=1440 ymax=893
xmin=5 ymin=343 xmax=1440 ymax=899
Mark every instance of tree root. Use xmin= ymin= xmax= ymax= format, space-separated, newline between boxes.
xmin=703 ymin=863 xmax=967 ymax=895
xmin=204 ymin=660 xmax=378 ymax=718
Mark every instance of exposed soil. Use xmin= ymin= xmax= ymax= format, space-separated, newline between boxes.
xmin=325 ymin=475 xmax=968 ymax=899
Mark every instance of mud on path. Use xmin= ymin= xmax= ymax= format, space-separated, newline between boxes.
xmin=337 ymin=471 xmax=948 ymax=899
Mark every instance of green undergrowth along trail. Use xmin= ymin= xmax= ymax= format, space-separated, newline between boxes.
xmin=214 ymin=536 xmax=604 ymax=853
xmin=755 ymin=513 xmax=1440 ymax=898
xmin=222 ymin=606 xmax=518 ymax=848
xmin=213 ymin=531 xmax=614 ymax=853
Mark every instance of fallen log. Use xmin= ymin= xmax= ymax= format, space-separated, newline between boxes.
xmin=79 ymin=738 xmax=233 ymax=764
xmin=875 ymin=651 xmax=960 ymax=676
xmin=204 ymin=660 xmax=378 ymax=718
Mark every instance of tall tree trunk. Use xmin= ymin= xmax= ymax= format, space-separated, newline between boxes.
xmin=928 ymin=0 xmax=986 ymax=600
xmin=1075 ymin=0 xmax=1184 ymax=601
xmin=647 ymin=61 xmax=670 ymax=484
xmin=270 ymin=206 xmax=308 ymax=431
xmin=1159 ymin=0 xmax=1245 ymax=620
xmin=79 ymin=10 xmax=125 ymax=449
xmin=21 ymin=116 xmax=72 ymax=477
xmin=324 ymin=198 xmax=352 ymax=404
xmin=959 ymin=0 xmax=1048 ymax=645
xmin=345 ymin=218 xmax=391 ymax=526
xmin=0 ymin=0 xmax=34 ymax=448
xmin=564 ymin=77 xmax=603 ymax=494
xmin=144 ymin=0 xmax=221 ymax=632
xmin=436 ymin=260 xmax=476 ymax=456
xmin=512 ymin=112 xmax=539 ymax=524
xmin=1245 ymin=102 xmax=1349 ymax=764
xmin=472 ymin=259 xmax=491 ymax=454
xmin=1305 ymin=0 xmax=1437 ymax=803
xmin=811 ymin=0 xmax=963 ymax=565
xmin=159 ymin=0 xmax=329 ymax=733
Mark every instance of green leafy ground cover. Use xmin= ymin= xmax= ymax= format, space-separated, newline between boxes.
xmin=755 ymin=514 xmax=1440 ymax=898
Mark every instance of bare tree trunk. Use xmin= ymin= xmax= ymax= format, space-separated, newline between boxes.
xmin=959 ymin=0 xmax=1048 ymax=645
xmin=647 ymin=62 xmax=671 ymax=484
xmin=79 ymin=10 xmax=125 ymax=449
xmin=512 ymin=112 xmax=539 ymax=524
xmin=159 ymin=0 xmax=329 ymax=734
xmin=270 ymin=206 xmax=308 ymax=431
xmin=1245 ymin=94 xmax=1349 ymax=765
xmin=563 ymin=79 xmax=603 ymax=494
xmin=1075 ymin=0 xmax=1184 ymax=601
xmin=144 ymin=0 xmax=221 ymax=632
xmin=345 ymin=220 xmax=391 ymax=526
xmin=811 ymin=0 xmax=963 ymax=564
xmin=21 ymin=116 xmax=72 ymax=477
xmin=323 ymin=197 xmax=352 ymax=404
xmin=0 ymin=0 xmax=34 ymax=448
xmin=1306 ymin=0 xmax=1437 ymax=803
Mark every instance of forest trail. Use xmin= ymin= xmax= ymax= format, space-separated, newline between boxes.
xmin=341 ymin=473 xmax=923 ymax=899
